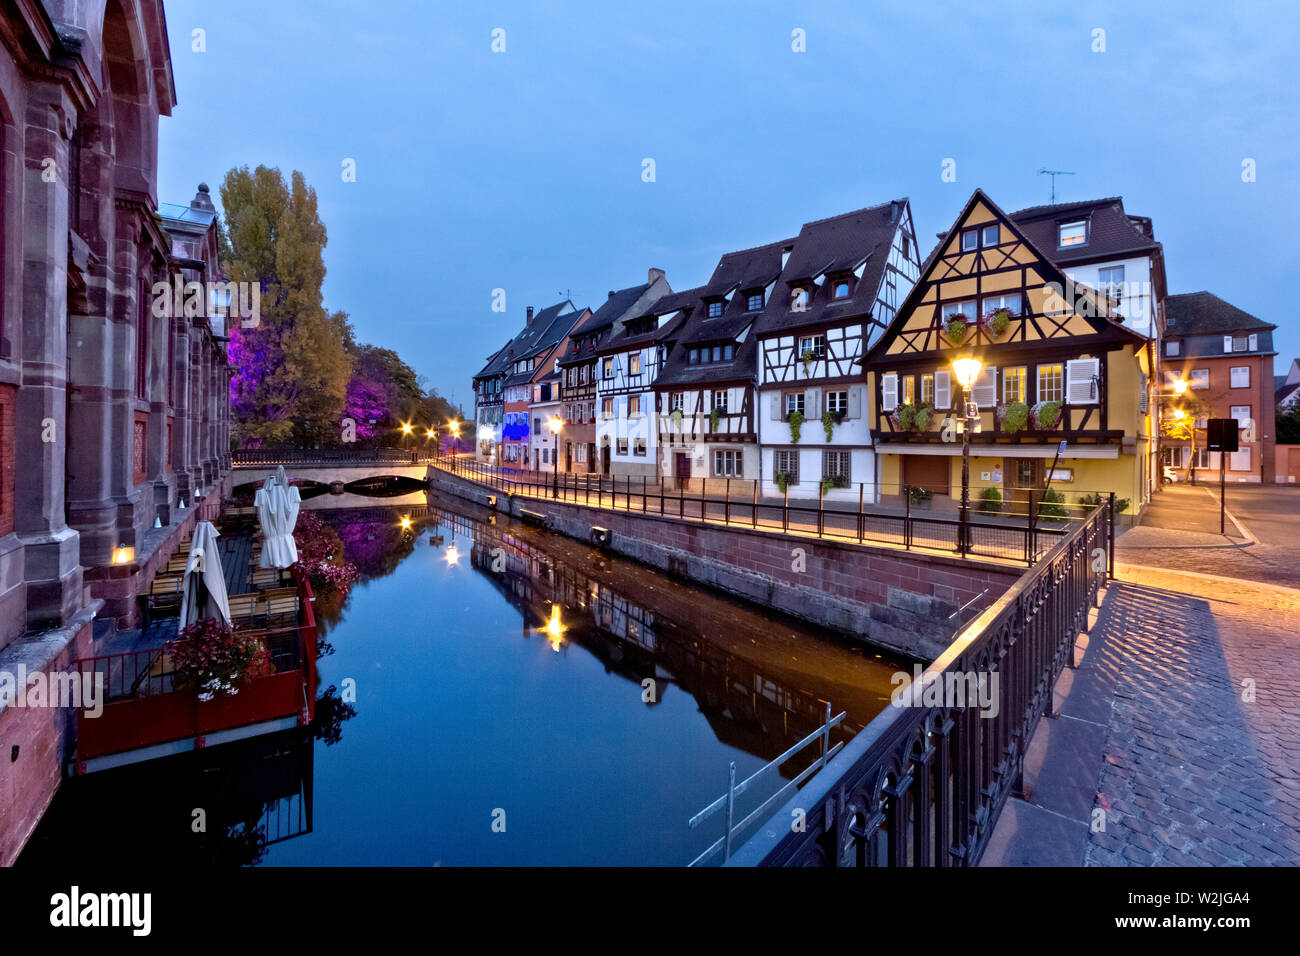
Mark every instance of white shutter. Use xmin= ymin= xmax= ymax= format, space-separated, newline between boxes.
xmin=806 ymin=388 xmax=821 ymax=418
xmin=1230 ymin=447 xmax=1251 ymax=471
xmin=847 ymin=386 xmax=862 ymax=419
xmin=882 ymin=373 xmax=898 ymax=411
xmin=934 ymin=370 xmax=951 ymax=409
xmin=972 ymin=367 xmax=997 ymax=407
xmin=771 ymin=394 xmax=782 ymax=420
xmin=1248 ymin=333 xmax=1258 ymax=351
xmin=1066 ymin=358 xmax=1100 ymax=404
xmin=1223 ymin=335 xmax=1234 ymax=353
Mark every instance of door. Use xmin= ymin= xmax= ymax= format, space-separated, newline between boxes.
xmin=587 ymin=442 xmax=596 ymax=473
xmin=902 ymin=454 xmax=950 ymax=497
xmin=1003 ymin=457 xmax=1043 ymax=509
xmin=675 ymin=453 xmax=691 ymax=490
xmin=565 ymin=441 xmax=572 ymax=472
xmin=601 ymin=442 xmax=610 ymax=475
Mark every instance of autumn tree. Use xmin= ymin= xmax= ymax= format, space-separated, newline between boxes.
xmin=222 ymin=166 xmax=353 ymax=446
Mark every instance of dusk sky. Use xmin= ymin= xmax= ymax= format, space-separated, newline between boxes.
xmin=156 ymin=0 xmax=1299 ymax=407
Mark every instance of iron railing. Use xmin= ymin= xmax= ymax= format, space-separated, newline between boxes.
xmin=724 ymin=499 xmax=1112 ymax=867
xmin=233 ymin=446 xmax=439 ymax=465
xmin=432 ymin=454 xmax=1118 ymax=566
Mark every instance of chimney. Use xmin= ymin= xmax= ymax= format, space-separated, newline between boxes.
xmin=647 ymin=267 xmax=666 ymax=285
xmin=608 ymin=290 xmax=616 ymax=299
xmin=526 ymin=306 xmax=534 ymax=325
xmin=192 ymin=182 xmax=215 ymax=213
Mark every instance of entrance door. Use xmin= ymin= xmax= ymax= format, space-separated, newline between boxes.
xmin=588 ymin=443 xmax=596 ymax=473
xmin=601 ymin=443 xmax=611 ymax=475
xmin=675 ymin=453 xmax=691 ymax=490
xmin=902 ymin=454 xmax=950 ymax=497
xmin=565 ymin=441 xmax=572 ymax=472
xmin=1003 ymin=457 xmax=1044 ymax=509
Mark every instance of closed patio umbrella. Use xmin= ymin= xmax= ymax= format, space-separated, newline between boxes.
xmin=178 ymin=520 xmax=232 ymax=631
xmin=257 ymin=478 xmax=299 ymax=569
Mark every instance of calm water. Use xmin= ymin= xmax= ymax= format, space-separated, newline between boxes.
xmin=22 ymin=490 xmax=910 ymax=866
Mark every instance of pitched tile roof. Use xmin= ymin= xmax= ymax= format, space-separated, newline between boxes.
xmin=500 ymin=301 xmax=586 ymax=386
xmin=753 ymin=199 xmax=907 ymax=336
xmin=597 ymin=286 xmax=703 ymax=355
xmin=1008 ymin=197 xmax=1160 ymax=265
xmin=1165 ymin=291 xmax=1275 ymax=336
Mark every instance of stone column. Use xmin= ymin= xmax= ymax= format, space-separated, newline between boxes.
xmin=14 ymin=83 xmax=83 ymax=628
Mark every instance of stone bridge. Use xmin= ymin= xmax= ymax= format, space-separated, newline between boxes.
xmin=231 ymin=451 xmax=436 ymax=490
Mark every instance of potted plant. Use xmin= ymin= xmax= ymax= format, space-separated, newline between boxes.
xmin=801 ymin=349 xmax=817 ymax=371
xmin=173 ymin=618 xmax=270 ymax=702
xmin=788 ymin=409 xmax=804 ymax=443
xmin=978 ymin=486 xmax=1003 ymax=515
xmin=908 ymin=485 xmax=932 ymax=507
xmin=822 ymin=409 xmax=836 ymax=442
xmin=775 ymin=472 xmax=790 ymax=494
xmin=979 ymin=307 xmax=1014 ymax=339
xmin=997 ymin=401 xmax=1030 ymax=435
xmin=820 ymin=476 xmax=834 ymax=496
xmin=944 ymin=314 xmax=969 ymax=345
xmin=1031 ymin=400 xmax=1063 ymax=430
xmin=710 ymin=407 xmax=721 ymax=434
xmin=1038 ymin=488 xmax=1068 ymax=523
xmin=893 ymin=403 xmax=933 ymax=434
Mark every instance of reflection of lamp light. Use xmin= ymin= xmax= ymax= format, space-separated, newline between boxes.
xmin=1174 ymin=408 xmax=1185 ymax=420
xmin=400 ymin=515 xmax=412 ymax=530
xmin=112 ymin=546 xmax=134 ymax=565
xmin=445 ymin=544 xmax=460 ymax=566
xmin=401 ymin=422 xmax=414 ymax=435
xmin=425 ymin=428 xmax=434 ymax=439
xmin=543 ymin=605 xmax=564 ymax=652
xmin=448 ymin=421 xmax=461 ymax=437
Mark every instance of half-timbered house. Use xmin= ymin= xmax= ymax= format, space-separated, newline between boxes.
xmin=593 ymin=287 xmax=701 ymax=478
xmin=753 ymin=200 xmax=922 ymax=499
xmin=554 ymin=269 xmax=671 ymax=474
xmin=864 ymin=189 xmax=1155 ymax=516
xmin=499 ymin=301 xmax=585 ymax=468
xmin=653 ymin=240 xmax=794 ymax=488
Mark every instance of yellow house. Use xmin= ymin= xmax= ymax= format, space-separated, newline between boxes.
xmin=863 ymin=189 xmax=1156 ymax=519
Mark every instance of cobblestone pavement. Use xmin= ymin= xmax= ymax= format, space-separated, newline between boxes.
xmin=1083 ymin=566 xmax=1300 ymax=866
xmin=1115 ymin=524 xmax=1300 ymax=589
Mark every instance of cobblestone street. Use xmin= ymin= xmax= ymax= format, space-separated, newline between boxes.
xmin=984 ymin=565 xmax=1300 ymax=866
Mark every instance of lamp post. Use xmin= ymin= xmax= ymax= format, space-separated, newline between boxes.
xmin=548 ymin=415 xmax=563 ymax=498
xmin=448 ymin=420 xmax=461 ymax=460
xmin=951 ymin=356 xmax=984 ymax=558
xmin=1170 ymin=378 xmax=1198 ymax=485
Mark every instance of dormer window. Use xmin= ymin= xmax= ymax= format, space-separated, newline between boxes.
xmin=831 ymin=279 xmax=852 ymax=300
xmin=1059 ymin=221 xmax=1087 ymax=247
xmin=791 ymin=288 xmax=809 ymax=312
xmin=707 ymin=301 xmax=724 ymax=318
xmin=746 ymin=292 xmax=764 ymax=312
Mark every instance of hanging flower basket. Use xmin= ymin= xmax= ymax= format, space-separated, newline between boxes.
xmin=997 ymin=401 xmax=1030 ymax=435
xmin=1031 ymin=400 xmax=1063 ymax=430
xmin=944 ymin=315 xmax=969 ymax=345
xmin=978 ymin=307 xmax=1015 ymax=340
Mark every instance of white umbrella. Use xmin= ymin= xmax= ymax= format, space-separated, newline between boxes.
xmin=257 ymin=479 xmax=299 ymax=569
xmin=179 ymin=520 xmax=232 ymax=631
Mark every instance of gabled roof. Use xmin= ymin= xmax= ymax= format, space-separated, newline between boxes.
xmin=597 ymin=286 xmax=703 ymax=355
xmin=753 ymin=199 xmax=908 ymax=336
xmin=1009 ymin=197 xmax=1161 ymax=265
xmin=1164 ymin=292 xmax=1276 ymax=336
xmin=868 ymin=188 xmax=1145 ymax=361
xmin=500 ymin=302 xmax=586 ymax=386
xmin=557 ymin=275 xmax=672 ymax=366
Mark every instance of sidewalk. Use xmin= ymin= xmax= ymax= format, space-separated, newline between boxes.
xmin=982 ymin=565 xmax=1300 ymax=866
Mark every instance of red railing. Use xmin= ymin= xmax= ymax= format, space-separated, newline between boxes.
xmin=71 ymin=572 xmax=318 ymax=767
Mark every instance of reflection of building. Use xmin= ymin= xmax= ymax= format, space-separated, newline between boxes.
xmin=1159 ymin=293 xmax=1277 ymax=483
xmin=0 ymin=0 xmax=232 ymax=866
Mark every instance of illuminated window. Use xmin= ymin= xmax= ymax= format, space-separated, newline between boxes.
xmin=1037 ymin=364 xmax=1063 ymax=403
xmin=920 ymin=374 xmax=934 ymax=406
xmin=630 ymin=353 xmax=640 ymax=374
xmin=1003 ymin=367 xmax=1027 ymax=404
xmin=902 ymin=376 xmax=915 ymax=406
xmin=1058 ymin=221 xmax=1086 ymax=247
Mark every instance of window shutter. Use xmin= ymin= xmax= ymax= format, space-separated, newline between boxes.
xmin=806 ymin=388 xmax=821 ymax=418
xmin=972 ymin=367 xmax=997 ymax=407
xmin=934 ymin=370 xmax=951 ymax=409
xmin=1248 ymin=333 xmax=1258 ymax=351
xmin=771 ymin=394 xmax=782 ymax=420
xmin=1223 ymin=335 xmax=1234 ymax=353
xmin=882 ymin=373 xmax=898 ymax=412
xmin=1066 ymin=358 xmax=1100 ymax=404
xmin=847 ymin=386 xmax=862 ymax=419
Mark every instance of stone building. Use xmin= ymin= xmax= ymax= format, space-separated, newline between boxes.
xmin=1 ymin=0 xmax=231 ymax=864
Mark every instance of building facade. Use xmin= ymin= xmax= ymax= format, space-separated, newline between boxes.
xmin=865 ymin=189 xmax=1155 ymax=517
xmin=753 ymin=200 xmax=922 ymax=500
xmin=1161 ymin=291 xmax=1277 ymax=483
xmin=499 ymin=301 xmax=584 ymax=468
xmin=554 ymin=270 xmax=670 ymax=475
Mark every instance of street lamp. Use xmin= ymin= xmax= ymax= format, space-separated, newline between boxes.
xmin=448 ymin=420 xmax=461 ymax=459
xmin=548 ymin=414 xmax=564 ymax=497
xmin=950 ymin=356 xmax=984 ymax=557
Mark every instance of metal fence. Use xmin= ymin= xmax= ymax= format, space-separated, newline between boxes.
xmin=233 ymin=446 xmax=439 ymax=465
xmin=725 ymin=499 xmax=1113 ymax=867
xmin=435 ymin=454 xmax=1119 ymax=566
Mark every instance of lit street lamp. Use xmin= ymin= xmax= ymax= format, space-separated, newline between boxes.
xmin=548 ymin=415 xmax=564 ymax=498
xmin=951 ymin=356 xmax=984 ymax=557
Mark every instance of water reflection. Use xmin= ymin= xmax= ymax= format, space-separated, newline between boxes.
xmin=23 ymin=489 xmax=911 ymax=866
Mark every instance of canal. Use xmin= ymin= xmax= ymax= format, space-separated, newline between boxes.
xmin=21 ymin=490 xmax=911 ymax=866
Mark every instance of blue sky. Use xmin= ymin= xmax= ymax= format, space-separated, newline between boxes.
xmin=157 ymin=0 xmax=1300 ymax=405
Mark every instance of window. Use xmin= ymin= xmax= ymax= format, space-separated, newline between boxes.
xmin=831 ymin=279 xmax=851 ymax=300
xmin=980 ymin=293 xmax=1022 ymax=317
xmin=1229 ymin=447 xmax=1252 ymax=472
xmin=747 ymin=292 xmax=764 ymax=311
xmin=981 ymin=224 xmax=999 ymax=246
xmin=689 ymin=348 xmax=699 ymax=364
xmin=712 ymin=390 xmax=728 ymax=412
xmin=630 ymin=353 xmax=641 ymax=375
xmin=533 ymin=416 xmax=541 ymax=435
xmin=1003 ymin=367 xmax=1027 ymax=404
xmin=1189 ymin=369 xmax=1209 ymax=390
xmin=827 ymin=390 xmax=848 ymax=414
xmin=629 ymin=395 xmax=641 ymax=417
xmin=1230 ymin=405 xmax=1252 ymax=426
xmin=708 ymin=301 xmax=723 ymax=318
xmin=920 ymin=373 xmax=934 ymax=407
xmin=785 ymin=392 xmax=805 ymax=417
xmin=1230 ymin=366 xmax=1250 ymax=388
xmin=634 ymin=438 xmax=647 ymax=456
xmin=602 ymin=397 xmax=614 ymax=418
xmin=603 ymin=357 xmax=614 ymax=378
xmin=724 ymin=344 xmax=733 ymax=361
xmin=774 ymin=449 xmax=799 ymax=485
xmin=798 ymin=335 xmax=826 ymax=359
xmin=961 ymin=230 xmax=978 ymax=252
xmin=942 ymin=300 xmax=976 ymax=322
xmin=1098 ymin=264 xmax=1125 ymax=303
xmin=1166 ymin=340 xmax=1180 ymax=357
xmin=714 ymin=450 xmax=743 ymax=477
xmin=712 ymin=346 xmax=722 ymax=362
xmin=616 ymin=437 xmax=629 ymax=455
xmin=1058 ymin=221 xmax=1087 ymax=246
xmin=902 ymin=375 xmax=915 ymax=406
xmin=671 ymin=392 xmax=684 ymax=411
xmin=822 ymin=450 xmax=850 ymax=486
xmin=1037 ymin=364 xmax=1063 ymax=403
xmin=902 ymin=235 xmax=910 ymax=258
xmin=541 ymin=448 xmax=549 ymax=465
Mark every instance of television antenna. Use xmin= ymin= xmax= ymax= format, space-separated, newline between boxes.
xmin=1037 ymin=168 xmax=1075 ymax=203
